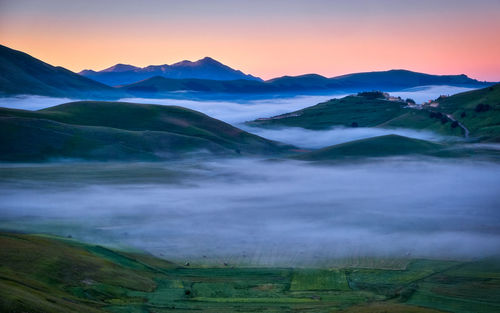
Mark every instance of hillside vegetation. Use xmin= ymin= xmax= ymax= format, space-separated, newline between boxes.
xmin=1 ymin=232 xmax=499 ymax=313
xmin=0 ymin=101 xmax=291 ymax=161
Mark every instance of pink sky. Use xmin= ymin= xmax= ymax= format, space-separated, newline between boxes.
xmin=1 ymin=0 xmax=499 ymax=81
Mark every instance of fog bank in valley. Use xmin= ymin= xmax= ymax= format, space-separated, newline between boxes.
xmin=0 ymin=158 xmax=499 ymax=266
xmin=241 ymin=126 xmax=456 ymax=149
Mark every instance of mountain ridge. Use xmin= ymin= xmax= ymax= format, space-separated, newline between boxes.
xmin=79 ymin=56 xmax=262 ymax=86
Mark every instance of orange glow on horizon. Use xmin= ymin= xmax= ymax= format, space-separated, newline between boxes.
xmin=1 ymin=0 xmax=499 ymax=81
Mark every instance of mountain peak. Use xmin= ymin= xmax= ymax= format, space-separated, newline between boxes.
xmin=197 ymin=56 xmax=220 ymax=64
xmin=101 ymin=63 xmax=139 ymax=73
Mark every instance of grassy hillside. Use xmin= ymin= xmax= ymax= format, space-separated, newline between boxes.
xmin=1 ymin=232 xmax=499 ymax=313
xmin=294 ymin=135 xmax=447 ymax=160
xmin=433 ymin=84 xmax=500 ymax=141
xmin=0 ymin=101 xmax=291 ymax=161
xmin=0 ymin=45 xmax=121 ymax=98
xmin=249 ymin=94 xmax=462 ymax=137
xmin=248 ymin=95 xmax=409 ymax=129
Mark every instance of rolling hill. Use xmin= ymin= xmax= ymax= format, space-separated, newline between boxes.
xmin=0 ymin=45 xmax=121 ymax=98
xmin=0 ymin=101 xmax=291 ymax=161
xmin=80 ymin=57 xmax=262 ymax=86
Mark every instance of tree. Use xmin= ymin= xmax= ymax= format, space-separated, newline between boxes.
xmin=406 ymin=98 xmax=416 ymax=104
xmin=475 ymin=103 xmax=491 ymax=113
xmin=451 ymin=121 xmax=459 ymax=128
xmin=460 ymin=112 xmax=466 ymax=118
xmin=351 ymin=122 xmax=359 ymax=127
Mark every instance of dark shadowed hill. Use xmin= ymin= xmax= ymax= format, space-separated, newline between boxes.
xmin=330 ymin=69 xmax=488 ymax=90
xmin=80 ymin=57 xmax=262 ymax=86
xmin=0 ymin=101 xmax=292 ymax=161
xmin=0 ymin=45 xmax=122 ymax=98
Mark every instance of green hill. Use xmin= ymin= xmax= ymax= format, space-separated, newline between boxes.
xmin=1 ymin=232 xmax=499 ymax=313
xmin=248 ymin=94 xmax=408 ymax=129
xmin=0 ymin=101 xmax=291 ymax=161
xmin=434 ymin=84 xmax=500 ymax=141
xmin=249 ymin=85 xmax=500 ymax=141
xmin=294 ymin=135 xmax=447 ymax=160
xmin=249 ymin=93 xmax=462 ymax=136
xmin=0 ymin=44 xmax=121 ymax=98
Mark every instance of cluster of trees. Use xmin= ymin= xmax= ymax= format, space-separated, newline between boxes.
xmin=429 ymin=111 xmax=448 ymax=124
xmin=357 ymin=91 xmax=385 ymax=99
xmin=475 ymin=103 xmax=491 ymax=113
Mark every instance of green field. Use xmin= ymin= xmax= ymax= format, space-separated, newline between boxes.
xmin=1 ymin=232 xmax=499 ymax=313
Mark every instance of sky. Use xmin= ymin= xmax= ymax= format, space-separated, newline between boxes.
xmin=0 ymin=0 xmax=499 ymax=81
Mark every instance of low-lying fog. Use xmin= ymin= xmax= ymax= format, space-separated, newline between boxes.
xmin=0 ymin=86 xmax=476 ymax=125
xmin=0 ymin=86 xmax=477 ymax=149
xmin=1 ymin=158 xmax=499 ymax=266
xmin=241 ymin=126 xmax=456 ymax=149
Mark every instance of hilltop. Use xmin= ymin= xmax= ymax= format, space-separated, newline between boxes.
xmin=0 ymin=101 xmax=291 ymax=161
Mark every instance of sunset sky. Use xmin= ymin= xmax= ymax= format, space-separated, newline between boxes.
xmin=1 ymin=0 xmax=499 ymax=81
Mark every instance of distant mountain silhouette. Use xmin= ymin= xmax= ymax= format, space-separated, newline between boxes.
xmin=119 ymin=70 xmax=491 ymax=96
xmin=80 ymin=57 xmax=262 ymax=86
xmin=0 ymin=44 xmax=494 ymax=99
xmin=0 ymin=44 xmax=120 ymax=98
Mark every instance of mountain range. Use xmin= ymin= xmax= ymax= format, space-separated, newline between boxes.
xmin=79 ymin=57 xmax=262 ymax=86
xmin=119 ymin=71 xmax=491 ymax=97
xmin=0 ymin=44 xmax=495 ymax=98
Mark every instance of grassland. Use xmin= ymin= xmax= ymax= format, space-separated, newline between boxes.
xmin=1 ymin=232 xmax=499 ymax=313
xmin=0 ymin=101 xmax=292 ymax=161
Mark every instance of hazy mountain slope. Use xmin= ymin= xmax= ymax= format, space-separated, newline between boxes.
xmin=331 ymin=69 xmax=488 ymax=89
xmin=119 ymin=76 xmax=270 ymax=95
xmin=80 ymin=57 xmax=261 ymax=86
xmin=0 ymin=101 xmax=291 ymax=161
xmin=0 ymin=45 xmax=120 ymax=98
xmin=294 ymin=135 xmax=447 ymax=160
